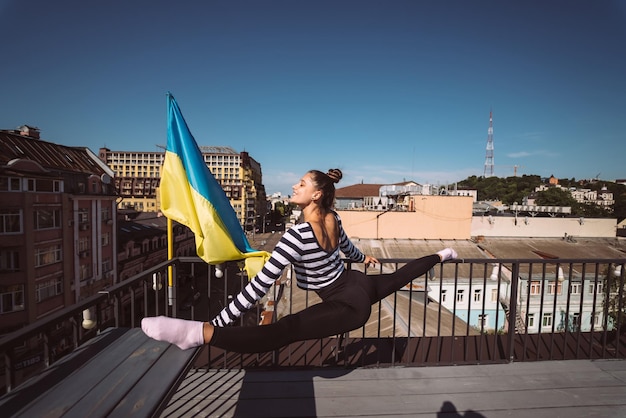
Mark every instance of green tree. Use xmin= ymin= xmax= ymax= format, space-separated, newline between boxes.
xmin=458 ymin=175 xmax=541 ymax=205
xmin=603 ymin=182 xmax=626 ymax=222
xmin=457 ymin=175 xmax=623 ymax=219
xmin=604 ymin=265 xmax=625 ymax=332
xmin=535 ymin=187 xmax=577 ymax=206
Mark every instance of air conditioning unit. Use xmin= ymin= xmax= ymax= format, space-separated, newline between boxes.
xmin=106 ymin=219 xmax=113 ymax=225
xmin=79 ymin=224 xmax=89 ymax=231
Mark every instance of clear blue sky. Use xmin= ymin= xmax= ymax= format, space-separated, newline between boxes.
xmin=2 ymin=1 xmax=625 ymax=196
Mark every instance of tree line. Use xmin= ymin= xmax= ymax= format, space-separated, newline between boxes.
xmin=458 ymin=175 xmax=626 ymax=221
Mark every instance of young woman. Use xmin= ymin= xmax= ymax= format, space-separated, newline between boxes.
xmin=141 ymin=169 xmax=457 ymax=352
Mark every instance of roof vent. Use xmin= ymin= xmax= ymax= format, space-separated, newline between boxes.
xmin=18 ymin=125 xmax=41 ymax=139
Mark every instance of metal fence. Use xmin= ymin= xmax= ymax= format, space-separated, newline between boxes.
xmin=1 ymin=256 xmax=625 ymax=393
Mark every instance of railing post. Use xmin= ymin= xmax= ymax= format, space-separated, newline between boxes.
xmin=170 ymin=263 xmax=178 ymax=317
xmin=507 ymin=261 xmax=520 ymax=363
xmin=4 ymin=350 xmax=14 ymax=393
xmin=114 ymin=295 xmax=120 ymax=328
xmin=129 ymin=287 xmax=136 ymax=328
xmin=43 ymin=332 xmax=50 ymax=368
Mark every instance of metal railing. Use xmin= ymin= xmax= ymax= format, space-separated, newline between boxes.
xmin=1 ymin=256 xmax=625 ymax=394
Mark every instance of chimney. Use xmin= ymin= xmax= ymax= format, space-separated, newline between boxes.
xmin=19 ymin=125 xmax=41 ymax=139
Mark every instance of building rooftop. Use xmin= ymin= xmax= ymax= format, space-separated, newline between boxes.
xmin=0 ymin=129 xmax=110 ymax=177
xmin=336 ymin=181 xmax=416 ymax=199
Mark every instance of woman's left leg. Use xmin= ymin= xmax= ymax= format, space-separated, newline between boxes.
xmin=367 ymin=254 xmax=443 ymax=302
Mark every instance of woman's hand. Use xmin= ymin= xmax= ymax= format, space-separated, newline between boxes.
xmin=364 ymin=255 xmax=379 ymax=268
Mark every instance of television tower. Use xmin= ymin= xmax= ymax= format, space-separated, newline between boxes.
xmin=483 ymin=111 xmax=494 ymax=177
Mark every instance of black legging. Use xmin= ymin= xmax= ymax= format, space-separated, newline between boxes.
xmin=210 ymin=254 xmax=440 ymax=353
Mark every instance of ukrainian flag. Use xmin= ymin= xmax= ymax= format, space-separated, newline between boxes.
xmin=160 ymin=93 xmax=270 ymax=279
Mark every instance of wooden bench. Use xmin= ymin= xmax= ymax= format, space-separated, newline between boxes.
xmin=0 ymin=327 xmax=200 ymax=418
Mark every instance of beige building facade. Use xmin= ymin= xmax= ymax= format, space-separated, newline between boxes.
xmin=98 ymin=147 xmax=267 ymax=229
xmin=338 ymin=195 xmax=474 ymax=240
xmin=337 ymin=194 xmax=617 ymax=240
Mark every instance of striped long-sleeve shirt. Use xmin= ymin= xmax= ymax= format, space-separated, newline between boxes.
xmin=211 ymin=212 xmax=365 ymax=327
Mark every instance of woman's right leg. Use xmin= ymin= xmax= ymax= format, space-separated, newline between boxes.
xmin=210 ymin=299 xmax=368 ymax=353
xmin=368 ymin=249 xmax=457 ymax=302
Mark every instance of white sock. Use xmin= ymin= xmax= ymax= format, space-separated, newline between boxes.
xmin=141 ymin=316 xmax=204 ymax=350
xmin=437 ymin=248 xmax=458 ymax=262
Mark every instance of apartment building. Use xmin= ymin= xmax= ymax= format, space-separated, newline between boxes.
xmin=98 ymin=146 xmax=267 ymax=229
xmin=98 ymin=148 xmax=163 ymax=212
xmin=532 ymin=183 xmax=615 ymax=209
xmin=1 ymin=126 xmax=117 ymax=336
xmin=427 ymin=267 xmax=612 ymax=334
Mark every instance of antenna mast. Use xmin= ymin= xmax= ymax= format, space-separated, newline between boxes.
xmin=483 ymin=110 xmax=494 ymax=177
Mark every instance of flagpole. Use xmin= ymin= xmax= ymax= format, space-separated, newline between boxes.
xmin=162 ymin=93 xmax=271 ymax=286
xmin=167 ymin=217 xmax=174 ymax=306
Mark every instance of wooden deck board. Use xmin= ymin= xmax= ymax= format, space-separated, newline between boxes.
xmin=108 ymin=340 xmax=200 ymax=417
xmin=162 ymin=359 xmax=626 ymax=417
xmin=0 ymin=328 xmax=199 ymax=418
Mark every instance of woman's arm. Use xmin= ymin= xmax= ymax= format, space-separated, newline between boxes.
xmin=336 ymin=214 xmax=365 ymax=262
xmin=336 ymin=214 xmax=379 ymax=267
xmin=211 ymin=229 xmax=303 ymax=327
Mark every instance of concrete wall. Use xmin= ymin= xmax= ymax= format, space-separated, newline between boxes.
xmin=337 ymin=195 xmax=473 ymax=240
xmin=471 ymin=215 xmax=617 ymax=238
xmin=337 ymin=194 xmax=617 ymax=239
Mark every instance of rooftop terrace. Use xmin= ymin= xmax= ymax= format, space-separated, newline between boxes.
xmin=1 ymin=235 xmax=625 ymax=416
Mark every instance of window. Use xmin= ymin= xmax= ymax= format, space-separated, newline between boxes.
xmin=547 ymin=282 xmax=562 ymax=295
xmin=80 ymin=263 xmax=93 ymax=281
xmin=542 ymin=313 xmax=553 ymax=327
xmin=456 ymin=289 xmax=465 ymax=303
xmin=101 ymin=233 xmax=110 ymax=247
xmin=78 ymin=237 xmax=90 ymax=252
xmin=588 ymin=283 xmax=604 ymax=295
xmin=35 ymin=245 xmax=62 ymax=267
xmin=478 ymin=314 xmax=488 ymax=328
xmin=529 ymin=281 xmax=542 ymax=295
xmin=25 ymin=178 xmax=62 ymax=192
xmin=527 ymin=313 xmax=535 ymax=328
xmin=0 ymin=210 xmax=22 ymax=234
xmin=473 ymin=288 xmax=482 ymax=303
xmin=571 ymin=313 xmax=580 ymax=331
xmin=78 ymin=209 xmax=89 ymax=224
xmin=0 ymin=177 xmax=21 ymax=191
xmin=34 ymin=209 xmax=61 ymax=230
xmin=491 ymin=288 xmax=498 ymax=302
xmin=570 ymin=283 xmax=581 ymax=295
xmin=1 ymin=285 xmax=25 ymax=313
xmin=101 ymin=206 xmax=110 ymax=222
xmin=102 ymin=258 xmax=112 ymax=274
xmin=441 ymin=289 xmax=447 ymax=302
xmin=36 ymin=279 xmax=62 ymax=302
xmin=0 ymin=249 xmax=20 ymax=271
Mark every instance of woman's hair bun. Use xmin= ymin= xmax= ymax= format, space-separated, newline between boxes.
xmin=326 ymin=168 xmax=342 ymax=184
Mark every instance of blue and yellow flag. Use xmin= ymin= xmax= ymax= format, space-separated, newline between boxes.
xmin=160 ymin=93 xmax=270 ymax=279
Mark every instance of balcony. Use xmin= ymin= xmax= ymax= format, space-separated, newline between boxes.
xmin=1 ymin=255 xmax=625 ymax=416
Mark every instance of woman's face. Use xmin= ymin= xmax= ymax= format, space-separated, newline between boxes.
xmin=290 ymin=172 xmax=320 ymax=207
